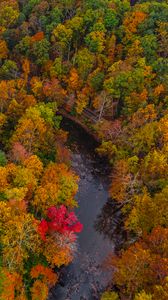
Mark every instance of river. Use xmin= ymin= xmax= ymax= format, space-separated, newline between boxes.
xmin=49 ymin=118 xmax=125 ymax=300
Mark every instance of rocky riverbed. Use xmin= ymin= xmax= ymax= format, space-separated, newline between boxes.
xmin=49 ymin=118 xmax=125 ymax=300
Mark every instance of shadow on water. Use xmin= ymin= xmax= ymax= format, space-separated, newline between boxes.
xmin=49 ymin=118 xmax=125 ymax=300
xmin=94 ymin=199 xmax=127 ymax=252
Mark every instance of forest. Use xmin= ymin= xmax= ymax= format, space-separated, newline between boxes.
xmin=0 ymin=0 xmax=168 ymax=299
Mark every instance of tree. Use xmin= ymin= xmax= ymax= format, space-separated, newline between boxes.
xmin=108 ymin=243 xmax=152 ymax=298
xmin=0 ymin=268 xmax=26 ymax=300
xmin=0 ymin=3 xmax=19 ymax=28
xmin=95 ymin=119 xmax=122 ymax=141
xmin=123 ymin=11 xmax=147 ymax=39
xmin=157 ymin=22 xmax=168 ymax=58
xmin=43 ymin=78 xmax=66 ymax=103
xmin=93 ymin=90 xmax=114 ymax=120
xmin=66 ymin=16 xmax=84 ymax=51
xmin=129 ymin=121 xmax=159 ymax=155
xmin=38 ymin=205 xmax=82 ymax=240
xmin=109 ymin=159 xmax=138 ymax=203
xmin=88 ymin=68 xmax=105 ymax=92
xmin=30 ymin=264 xmax=58 ymax=299
xmin=126 ymin=187 xmax=168 ymax=233
xmin=0 ymin=39 xmax=8 ymax=59
xmin=0 ymin=60 xmax=18 ymax=80
xmin=76 ymin=87 xmax=90 ymax=114
xmin=23 ymin=155 xmax=43 ymax=178
xmin=52 ymin=24 xmax=73 ymax=59
xmin=33 ymin=163 xmax=78 ymax=213
xmin=141 ymin=150 xmax=168 ymax=189
xmin=107 ymin=228 xmax=168 ymax=299
xmin=11 ymin=143 xmax=28 ymax=163
xmin=104 ymin=8 xmax=119 ymax=30
xmin=49 ymin=57 xmax=68 ymax=80
xmin=85 ymin=30 xmax=105 ymax=53
xmin=0 ymin=201 xmax=41 ymax=273
xmin=30 ymin=76 xmax=43 ymax=98
xmin=131 ymin=104 xmax=157 ymax=129
xmin=67 ymin=67 xmax=81 ymax=92
xmin=30 ymin=38 xmax=50 ymax=66
xmin=141 ymin=34 xmax=158 ymax=63
xmin=11 ymin=106 xmax=47 ymax=153
xmin=75 ymin=48 xmax=95 ymax=80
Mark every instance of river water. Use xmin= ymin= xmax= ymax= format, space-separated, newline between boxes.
xmin=49 ymin=118 xmax=124 ymax=300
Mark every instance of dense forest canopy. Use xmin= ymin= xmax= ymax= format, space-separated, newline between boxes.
xmin=0 ymin=0 xmax=168 ymax=299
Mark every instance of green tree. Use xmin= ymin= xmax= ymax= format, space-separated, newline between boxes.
xmin=104 ymin=9 xmax=119 ymax=30
xmin=0 ymin=60 xmax=18 ymax=79
xmin=0 ymin=151 xmax=7 ymax=166
xmin=75 ymin=48 xmax=95 ymax=80
xmin=31 ymin=38 xmax=50 ymax=66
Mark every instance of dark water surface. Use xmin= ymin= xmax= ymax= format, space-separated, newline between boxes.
xmin=49 ymin=119 xmax=124 ymax=300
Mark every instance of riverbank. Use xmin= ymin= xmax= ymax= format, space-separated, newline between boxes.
xmin=57 ymin=109 xmax=101 ymax=143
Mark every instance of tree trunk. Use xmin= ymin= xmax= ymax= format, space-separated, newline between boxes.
xmin=98 ymin=98 xmax=106 ymax=121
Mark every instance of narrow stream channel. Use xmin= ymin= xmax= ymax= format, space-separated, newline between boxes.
xmin=49 ymin=118 xmax=124 ymax=300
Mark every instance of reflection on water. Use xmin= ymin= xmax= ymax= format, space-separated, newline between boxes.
xmin=94 ymin=199 xmax=127 ymax=251
xmin=49 ymin=118 xmax=124 ymax=300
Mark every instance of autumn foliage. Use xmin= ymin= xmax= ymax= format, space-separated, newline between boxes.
xmin=0 ymin=0 xmax=168 ymax=299
xmin=38 ymin=205 xmax=83 ymax=241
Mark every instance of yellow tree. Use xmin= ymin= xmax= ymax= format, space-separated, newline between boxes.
xmin=11 ymin=107 xmax=47 ymax=153
xmin=0 ymin=201 xmax=41 ymax=273
xmin=33 ymin=163 xmax=78 ymax=213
